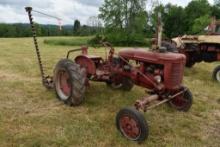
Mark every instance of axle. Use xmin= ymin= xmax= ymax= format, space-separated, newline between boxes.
xmin=134 ymin=89 xmax=187 ymax=112
xmin=135 ymin=95 xmax=159 ymax=111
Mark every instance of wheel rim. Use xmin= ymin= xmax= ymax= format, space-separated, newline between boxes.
xmin=216 ymin=70 xmax=220 ymax=82
xmin=56 ymin=70 xmax=71 ymax=100
xmin=171 ymin=93 xmax=189 ymax=109
xmin=119 ymin=115 xmax=141 ymax=140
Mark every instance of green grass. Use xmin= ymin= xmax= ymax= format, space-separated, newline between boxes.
xmin=44 ymin=36 xmax=92 ymax=46
xmin=0 ymin=37 xmax=220 ymax=147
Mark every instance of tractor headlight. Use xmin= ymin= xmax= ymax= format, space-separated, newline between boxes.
xmin=154 ymin=75 xmax=162 ymax=83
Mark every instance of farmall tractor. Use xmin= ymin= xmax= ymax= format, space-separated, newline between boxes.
xmin=172 ymin=17 xmax=220 ymax=83
xmin=26 ymin=7 xmax=193 ymax=142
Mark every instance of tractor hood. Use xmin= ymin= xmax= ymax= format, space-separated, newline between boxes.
xmin=119 ymin=48 xmax=186 ymax=63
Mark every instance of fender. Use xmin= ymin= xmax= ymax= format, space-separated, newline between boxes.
xmin=75 ymin=55 xmax=96 ymax=75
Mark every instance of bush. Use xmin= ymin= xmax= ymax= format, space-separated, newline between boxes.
xmin=44 ymin=37 xmax=92 ymax=46
xmin=89 ymin=31 xmax=150 ymax=47
xmin=88 ymin=34 xmax=106 ymax=46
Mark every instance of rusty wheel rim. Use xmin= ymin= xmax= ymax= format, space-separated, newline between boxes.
xmin=119 ymin=115 xmax=141 ymax=140
xmin=56 ymin=70 xmax=71 ymax=100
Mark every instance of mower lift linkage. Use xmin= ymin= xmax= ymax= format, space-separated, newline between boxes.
xmin=25 ymin=7 xmax=53 ymax=89
xmin=135 ymin=88 xmax=187 ymax=112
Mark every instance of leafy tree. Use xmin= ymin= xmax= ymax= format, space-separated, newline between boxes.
xmin=214 ymin=0 xmax=220 ymax=6
xmin=73 ymin=20 xmax=81 ymax=35
xmin=99 ymin=0 xmax=124 ymax=29
xmin=185 ymin=0 xmax=211 ymax=33
xmin=192 ymin=14 xmax=211 ymax=34
xmin=99 ymin=0 xmax=148 ymax=46
xmin=163 ymin=4 xmax=187 ymax=38
xmin=211 ymin=5 xmax=220 ymax=19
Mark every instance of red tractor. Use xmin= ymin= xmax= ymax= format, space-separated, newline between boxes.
xmin=26 ymin=7 xmax=193 ymax=142
xmin=172 ymin=17 xmax=220 ymax=83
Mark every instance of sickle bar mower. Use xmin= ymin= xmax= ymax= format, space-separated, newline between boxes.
xmin=26 ymin=7 xmax=193 ymax=142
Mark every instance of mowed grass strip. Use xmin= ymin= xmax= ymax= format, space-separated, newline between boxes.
xmin=0 ymin=37 xmax=220 ymax=147
xmin=44 ymin=36 xmax=92 ymax=46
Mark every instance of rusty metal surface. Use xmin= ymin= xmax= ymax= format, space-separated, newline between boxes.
xmin=135 ymin=95 xmax=159 ymax=111
xmin=134 ymin=89 xmax=186 ymax=112
xmin=119 ymin=115 xmax=141 ymax=139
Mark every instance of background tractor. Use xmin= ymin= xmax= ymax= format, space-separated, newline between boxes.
xmin=26 ymin=7 xmax=193 ymax=142
xmin=172 ymin=17 xmax=220 ymax=83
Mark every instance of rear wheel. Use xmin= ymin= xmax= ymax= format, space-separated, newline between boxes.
xmin=185 ymin=60 xmax=195 ymax=68
xmin=121 ymin=77 xmax=134 ymax=91
xmin=54 ymin=59 xmax=86 ymax=106
xmin=106 ymin=75 xmax=134 ymax=91
xmin=168 ymin=88 xmax=193 ymax=112
xmin=212 ymin=65 xmax=220 ymax=83
xmin=116 ymin=107 xmax=149 ymax=142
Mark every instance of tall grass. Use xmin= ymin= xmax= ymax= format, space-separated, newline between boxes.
xmin=44 ymin=36 xmax=92 ymax=46
xmin=0 ymin=37 xmax=219 ymax=146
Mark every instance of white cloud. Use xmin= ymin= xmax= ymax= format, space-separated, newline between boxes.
xmin=162 ymin=0 xmax=214 ymax=7
xmin=0 ymin=0 xmax=215 ymax=25
xmin=0 ymin=0 xmax=103 ymax=25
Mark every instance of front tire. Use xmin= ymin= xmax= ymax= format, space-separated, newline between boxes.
xmin=212 ymin=65 xmax=220 ymax=83
xmin=116 ymin=107 xmax=149 ymax=142
xmin=54 ymin=59 xmax=86 ymax=106
xmin=168 ymin=88 xmax=193 ymax=112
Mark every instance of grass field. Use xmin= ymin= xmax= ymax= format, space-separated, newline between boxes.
xmin=44 ymin=37 xmax=92 ymax=46
xmin=0 ymin=37 xmax=220 ymax=147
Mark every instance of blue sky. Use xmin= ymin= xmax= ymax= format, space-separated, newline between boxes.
xmin=0 ymin=0 xmax=214 ymax=25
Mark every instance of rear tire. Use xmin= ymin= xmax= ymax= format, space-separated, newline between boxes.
xmin=106 ymin=77 xmax=134 ymax=91
xmin=116 ymin=107 xmax=149 ymax=142
xmin=121 ymin=77 xmax=134 ymax=91
xmin=212 ymin=65 xmax=220 ymax=83
xmin=168 ymin=88 xmax=193 ymax=112
xmin=54 ymin=59 xmax=86 ymax=106
xmin=185 ymin=61 xmax=195 ymax=68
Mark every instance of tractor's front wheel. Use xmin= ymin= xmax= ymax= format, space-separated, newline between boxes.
xmin=168 ymin=88 xmax=193 ymax=112
xmin=212 ymin=65 xmax=220 ymax=83
xmin=116 ymin=107 xmax=149 ymax=142
xmin=54 ymin=59 xmax=86 ymax=106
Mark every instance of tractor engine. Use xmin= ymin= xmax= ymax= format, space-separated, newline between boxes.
xmin=117 ymin=49 xmax=186 ymax=92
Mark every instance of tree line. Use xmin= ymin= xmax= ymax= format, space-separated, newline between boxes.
xmin=0 ymin=22 xmax=101 ymax=38
xmin=94 ymin=0 xmax=220 ymax=46
xmin=0 ymin=0 xmax=220 ymax=46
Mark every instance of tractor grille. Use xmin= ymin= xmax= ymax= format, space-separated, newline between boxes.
xmin=169 ymin=63 xmax=183 ymax=88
